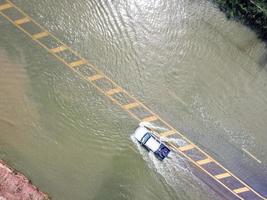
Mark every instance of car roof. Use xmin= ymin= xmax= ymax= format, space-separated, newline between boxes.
xmin=145 ymin=137 xmax=161 ymax=152
xmin=134 ymin=126 xmax=149 ymax=141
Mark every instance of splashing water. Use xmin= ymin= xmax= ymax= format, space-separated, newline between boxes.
xmin=139 ymin=122 xmax=188 ymax=146
xmin=130 ymin=133 xmax=222 ymax=199
xmin=131 ymin=134 xmax=193 ymax=188
xmin=160 ymin=137 xmax=188 ymax=147
xmin=139 ymin=121 xmax=168 ymax=132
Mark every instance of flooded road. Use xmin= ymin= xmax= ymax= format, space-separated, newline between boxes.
xmin=0 ymin=0 xmax=267 ymax=199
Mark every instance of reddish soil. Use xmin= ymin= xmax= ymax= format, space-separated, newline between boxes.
xmin=0 ymin=160 xmax=49 ymax=200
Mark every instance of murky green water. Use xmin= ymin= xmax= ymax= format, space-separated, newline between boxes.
xmin=1 ymin=0 xmax=267 ymax=199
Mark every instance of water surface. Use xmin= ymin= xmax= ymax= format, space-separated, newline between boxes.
xmin=1 ymin=0 xmax=267 ymax=199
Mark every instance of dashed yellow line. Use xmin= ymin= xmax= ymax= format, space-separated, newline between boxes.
xmin=51 ymin=45 xmax=67 ymax=53
xmin=122 ymin=102 xmax=139 ymax=110
xmin=178 ymin=144 xmax=195 ymax=152
xmin=106 ymin=87 xmax=123 ymax=96
xmin=0 ymin=3 xmax=12 ymax=11
xmin=14 ymin=17 xmax=30 ymax=25
xmin=242 ymin=148 xmax=262 ymax=164
xmin=160 ymin=130 xmax=176 ymax=137
xmin=87 ymin=74 xmax=104 ymax=81
xmin=32 ymin=31 xmax=49 ymax=40
xmin=0 ymin=1 xmax=266 ymax=199
xmin=196 ymin=158 xmax=212 ymax=165
xmin=234 ymin=187 xmax=250 ymax=194
xmin=215 ymin=172 xmax=231 ymax=179
xmin=142 ymin=115 xmax=158 ymax=122
xmin=70 ymin=59 xmax=87 ymax=68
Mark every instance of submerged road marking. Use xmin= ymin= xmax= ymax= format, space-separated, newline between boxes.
xmin=51 ymin=45 xmax=67 ymax=53
xmin=0 ymin=1 xmax=266 ymax=199
xmin=215 ymin=172 xmax=231 ymax=179
xmin=179 ymin=144 xmax=195 ymax=152
xmin=196 ymin=158 xmax=212 ymax=165
xmin=14 ymin=17 xmax=30 ymax=25
xmin=106 ymin=87 xmax=123 ymax=96
xmin=69 ymin=59 xmax=87 ymax=68
xmin=234 ymin=187 xmax=250 ymax=194
xmin=142 ymin=115 xmax=158 ymax=122
xmin=122 ymin=102 xmax=139 ymax=110
xmin=242 ymin=148 xmax=262 ymax=164
xmin=160 ymin=130 xmax=176 ymax=137
xmin=32 ymin=31 xmax=49 ymax=40
xmin=87 ymin=74 xmax=104 ymax=81
xmin=0 ymin=3 xmax=12 ymax=11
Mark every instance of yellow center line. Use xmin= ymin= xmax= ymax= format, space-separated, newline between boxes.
xmin=215 ymin=172 xmax=231 ymax=179
xmin=122 ymin=102 xmax=139 ymax=110
xmin=233 ymin=187 xmax=250 ymax=194
xmin=142 ymin=115 xmax=158 ymax=122
xmin=69 ymin=59 xmax=87 ymax=67
xmin=0 ymin=3 xmax=12 ymax=11
xmin=196 ymin=158 xmax=212 ymax=165
xmin=178 ymin=144 xmax=195 ymax=152
xmin=14 ymin=17 xmax=30 ymax=25
xmin=106 ymin=87 xmax=123 ymax=96
xmin=51 ymin=45 xmax=67 ymax=53
xmin=1 ymin=1 xmax=266 ymax=199
xmin=87 ymin=74 xmax=104 ymax=81
xmin=168 ymin=141 xmax=246 ymax=200
xmin=32 ymin=31 xmax=49 ymax=40
xmin=160 ymin=130 xmax=176 ymax=137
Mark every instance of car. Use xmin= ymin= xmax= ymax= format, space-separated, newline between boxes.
xmin=134 ymin=125 xmax=171 ymax=160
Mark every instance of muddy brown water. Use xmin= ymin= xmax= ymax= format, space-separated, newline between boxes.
xmin=0 ymin=0 xmax=267 ymax=199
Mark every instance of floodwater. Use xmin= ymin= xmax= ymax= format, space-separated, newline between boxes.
xmin=0 ymin=0 xmax=267 ymax=199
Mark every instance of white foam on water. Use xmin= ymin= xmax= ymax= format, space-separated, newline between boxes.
xmin=130 ymin=134 xmax=219 ymax=199
xmin=160 ymin=137 xmax=188 ymax=147
xmin=139 ymin=122 xmax=168 ymax=132
xmin=131 ymin=134 xmax=191 ymax=187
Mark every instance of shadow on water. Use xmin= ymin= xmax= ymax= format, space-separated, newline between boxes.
xmin=258 ymin=52 xmax=267 ymax=69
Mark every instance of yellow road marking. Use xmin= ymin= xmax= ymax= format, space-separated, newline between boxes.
xmin=197 ymin=158 xmax=212 ymax=165
xmin=32 ymin=31 xmax=49 ymax=40
xmin=233 ymin=187 xmax=250 ymax=194
xmin=69 ymin=59 xmax=87 ymax=67
xmin=51 ymin=45 xmax=67 ymax=53
xmin=215 ymin=172 xmax=231 ymax=179
xmin=87 ymin=74 xmax=104 ymax=81
xmin=142 ymin=115 xmax=158 ymax=122
xmin=122 ymin=102 xmax=139 ymax=110
xmin=14 ymin=17 xmax=30 ymax=25
xmin=160 ymin=130 xmax=176 ymax=137
xmin=106 ymin=87 xmax=123 ymax=96
xmin=179 ymin=144 xmax=195 ymax=152
xmin=1 ymin=2 xmax=266 ymax=199
xmin=0 ymin=3 xmax=12 ymax=11
xmin=172 ymin=142 xmax=248 ymax=200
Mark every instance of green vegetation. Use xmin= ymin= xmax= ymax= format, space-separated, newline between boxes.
xmin=213 ymin=0 xmax=267 ymax=41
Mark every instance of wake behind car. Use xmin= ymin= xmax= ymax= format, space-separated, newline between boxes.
xmin=134 ymin=125 xmax=170 ymax=160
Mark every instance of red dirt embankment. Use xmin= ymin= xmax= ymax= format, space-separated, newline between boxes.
xmin=0 ymin=160 xmax=49 ymax=200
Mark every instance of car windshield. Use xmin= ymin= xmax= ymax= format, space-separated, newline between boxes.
xmin=141 ymin=133 xmax=151 ymax=144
